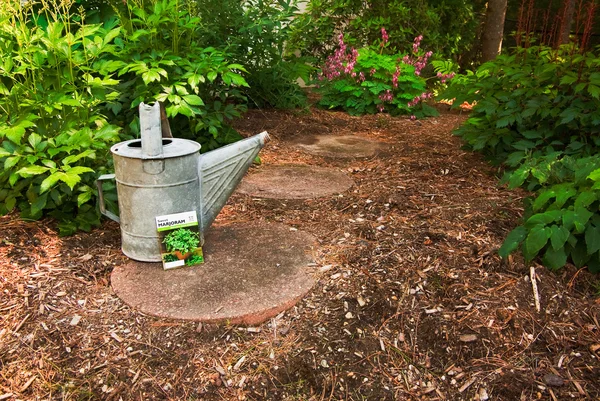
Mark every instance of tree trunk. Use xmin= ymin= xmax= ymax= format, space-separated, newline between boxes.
xmin=481 ymin=0 xmax=508 ymax=62
xmin=558 ymin=0 xmax=576 ymax=45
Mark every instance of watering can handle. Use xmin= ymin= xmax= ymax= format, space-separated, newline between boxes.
xmin=96 ymin=174 xmax=120 ymax=223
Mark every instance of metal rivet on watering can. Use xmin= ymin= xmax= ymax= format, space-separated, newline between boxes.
xmin=97 ymin=102 xmax=269 ymax=262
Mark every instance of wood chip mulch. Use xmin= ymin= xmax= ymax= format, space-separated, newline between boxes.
xmin=1 ymin=106 xmax=599 ymax=401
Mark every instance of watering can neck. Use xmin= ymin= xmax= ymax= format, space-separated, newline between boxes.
xmin=139 ymin=102 xmax=164 ymax=158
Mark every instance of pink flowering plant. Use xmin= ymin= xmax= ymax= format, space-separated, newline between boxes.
xmin=315 ymin=30 xmax=442 ymax=117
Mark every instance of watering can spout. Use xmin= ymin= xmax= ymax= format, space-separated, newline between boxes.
xmin=198 ymin=131 xmax=269 ymax=232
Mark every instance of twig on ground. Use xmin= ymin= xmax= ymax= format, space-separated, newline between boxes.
xmin=530 ymin=266 xmax=540 ymax=313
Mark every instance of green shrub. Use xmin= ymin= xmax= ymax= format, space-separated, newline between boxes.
xmin=289 ymin=0 xmax=485 ymax=67
xmin=0 ymin=0 xmax=121 ymax=234
xmin=499 ymin=156 xmax=600 ymax=272
xmin=109 ymin=0 xmax=250 ymax=151
xmin=444 ymin=45 xmax=600 ymax=272
xmin=192 ymin=0 xmax=312 ymax=110
xmin=315 ymin=32 xmax=439 ymax=117
xmin=444 ymin=45 xmax=600 ymax=167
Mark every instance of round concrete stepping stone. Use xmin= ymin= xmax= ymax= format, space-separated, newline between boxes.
xmin=293 ymin=135 xmax=384 ymax=158
xmin=237 ymin=165 xmax=353 ymax=199
xmin=111 ymin=222 xmax=316 ymax=324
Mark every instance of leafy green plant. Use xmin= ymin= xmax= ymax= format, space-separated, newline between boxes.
xmin=163 ymin=228 xmax=200 ymax=255
xmin=108 ymin=0 xmax=249 ymax=151
xmin=315 ymin=31 xmax=440 ymax=118
xmin=499 ymin=156 xmax=600 ymax=272
xmin=445 ymin=45 xmax=600 ymax=272
xmin=0 ymin=0 xmax=121 ymax=234
xmin=443 ymin=45 xmax=600 ymax=166
xmin=288 ymin=0 xmax=485 ymax=67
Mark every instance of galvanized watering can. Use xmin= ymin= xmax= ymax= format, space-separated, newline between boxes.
xmin=97 ymin=102 xmax=268 ymax=262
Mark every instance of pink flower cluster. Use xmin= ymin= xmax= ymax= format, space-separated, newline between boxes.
xmin=377 ymin=89 xmax=394 ymax=112
xmin=380 ymin=28 xmax=389 ymax=47
xmin=319 ymin=34 xmax=359 ymax=81
xmin=437 ymin=71 xmax=455 ymax=84
xmin=392 ymin=66 xmax=401 ymax=88
xmin=402 ymin=36 xmax=433 ymax=76
xmin=408 ymin=91 xmax=432 ymax=108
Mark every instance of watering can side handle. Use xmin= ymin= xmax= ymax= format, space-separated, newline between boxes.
xmin=96 ymin=174 xmax=120 ymax=223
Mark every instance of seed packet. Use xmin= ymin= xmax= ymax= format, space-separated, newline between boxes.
xmin=155 ymin=211 xmax=204 ymax=270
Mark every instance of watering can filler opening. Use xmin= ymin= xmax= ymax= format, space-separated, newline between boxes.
xmin=97 ymin=102 xmax=269 ymax=262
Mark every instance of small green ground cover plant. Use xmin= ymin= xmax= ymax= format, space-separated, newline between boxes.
xmin=443 ymin=45 xmax=600 ymax=272
xmin=315 ymin=30 xmax=443 ymax=118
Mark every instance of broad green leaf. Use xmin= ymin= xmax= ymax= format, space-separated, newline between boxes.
xmin=587 ymin=254 xmax=600 ymax=273
xmin=507 ymin=167 xmax=530 ymax=189
xmin=533 ymin=190 xmax=556 ymax=211
xmin=555 ymin=185 xmax=577 ymax=208
xmin=588 ymin=168 xmax=600 ymax=181
xmin=574 ymin=206 xmax=594 ymax=228
xmin=585 ymin=225 xmax=600 ymax=255
xmin=525 ymin=210 xmax=561 ymax=227
xmin=588 ymin=84 xmax=600 ymax=99
xmin=543 ymin=246 xmax=567 ymax=270
xmin=183 ymin=95 xmax=204 ymax=106
xmin=207 ymin=71 xmax=218 ymax=82
xmin=550 ymin=225 xmax=570 ymax=251
xmin=570 ymin=241 xmax=590 ymax=268
xmin=28 ymin=133 xmax=42 ymax=148
xmin=58 ymin=172 xmax=81 ymax=190
xmin=5 ymin=197 xmax=16 ymax=211
xmin=524 ymin=225 xmax=551 ymax=260
xmin=40 ymin=172 xmax=62 ymax=193
xmin=574 ymin=191 xmax=597 ymax=208
xmin=77 ymin=191 xmax=92 ymax=207
xmin=65 ymin=166 xmax=94 ymax=175
xmin=16 ymin=166 xmax=49 ymax=177
xmin=30 ymin=193 xmax=48 ymax=216
xmin=62 ymin=150 xmax=95 ymax=166
xmin=4 ymin=156 xmax=21 ymax=169
xmin=9 ymin=173 xmax=19 ymax=186
xmin=498 ymin=226 xmax=528 ymax=258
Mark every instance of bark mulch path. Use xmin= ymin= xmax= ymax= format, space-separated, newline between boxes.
xmin=1 ymin=107 xmax=599 ymax=400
